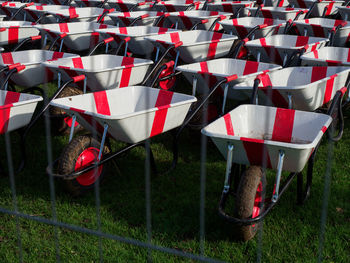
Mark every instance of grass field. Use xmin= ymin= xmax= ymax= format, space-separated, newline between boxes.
xmin=0 ymin=85 xmax=349 ymax=262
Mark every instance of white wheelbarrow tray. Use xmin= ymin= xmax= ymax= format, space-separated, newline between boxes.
xmin=0 ymin=1 xmax=36 ymax=20
xmin=43 ymin=7 xmax=115 ymax=24
xmin=337 ymin=6 xmax=350 ymax=21
xmin=201 ymin=104 xmax=332 ymax=172
xmin=248 ymin=7 xmax=308 ymax=20
xmin=300 ymin=46 xmax=350 ymax=66
xmin=145 ymin=30 xmax=238 ymax=63
xmin=0 ymin=21 xmax=39 ymax=46
xmin=153 ymin=0 xmax=203 ymax=12
xmin=0 ymin=90 xmax=43 ymax=134
xmin=49 ymin=86 xmax=197 ymax=143
xmin=102 ymin=0 xmax=154 ymax=12
xmin=219 ymin=17 xmax=286 ymax=39
xmin=289 ymin=0 xmax=343 ymax=17
xmin=245 ymin=34 xmax=328 ymax=65
xmin=205 ymin=1 xmax=254 ymax=17
xmin=23 ymin=4 xmax=74 ymax=23
xmin=165 ymin=10 xmax=231 ymax=31
xmin=260 ymin=0 xmax=290 ymax=7
xmin=95 ymin=25 xmax=180 ymax=55
xmin=43 ymin=54 xmax=154 ymax=91
xmin=234 ymin=66 xmax=350 ymax=111
xmin=0 ymin=50 xmax=79 ymax=87
xmin=108 ymin=11 xmax=165 ymax=26
xmin=293 ymin=18 xmax=350 ymax=47
xmin=175 ymin=58 xmax=281 ymax=100
xmin=35 ymin=22 xmax=117 ymax=51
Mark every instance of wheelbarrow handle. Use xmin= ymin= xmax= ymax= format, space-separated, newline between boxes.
xmin=207 ymin=15 xmax=226 ymax=31
xmin=153 ymin=13 xmax=170 ymax=27
xmin=48 ymin=33 xmax=67 ymax=51
xmin=21 ymin=74 xmax=86 ymax=143
xmin=329 ymin=21 xmax=347 ymax=46
xmin=7 ymin=2 xmax=34 ymax=21
xmin=326 ymin=87 xmax=347 ymax=142
xmin=1 ymin=64 xmax=26 ymax=90
xmin=0 ymin=63 xmax=21 ymax=73
xmin=232 ymin=37 xmax=249 ymax=59
xmin=146 ymin=60 xmax=176 ymax=88
xmin=88 ymin=35 xmax=115 ymax=56
xmin=190 ymin=19 xmax=209 ymax=30
xmin=96 ymin=8 xmax=115 ymax=23
xmin=141 ymin=41 xmax=182 ymax=85
xmin=185 ymin=2 xmax=199 ymax=11
xmin=129 ymin=14 xmax=150 ymax=26
xmin=114 ymin=36 xmax=131 ymax=56
xmin=12 ymin=35 xmax=41 ymax=52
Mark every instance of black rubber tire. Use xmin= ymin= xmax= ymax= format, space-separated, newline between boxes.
xmin=58 ymin=135 xmax=109 ymax=197
xmin=49 ymin=85 xmax=83 ymax=135
xmin=234 ymin=166 xmax=266 ymax=241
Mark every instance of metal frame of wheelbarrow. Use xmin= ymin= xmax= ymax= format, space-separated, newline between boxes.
xmin=217 ymin=77 xmax=348 ymax=227
xmin=46 ymin=74 xmax=239 ymax=182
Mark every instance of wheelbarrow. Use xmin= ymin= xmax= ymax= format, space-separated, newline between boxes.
xmin=34 ymin=21 xmax=116 ymax=52
xmin=152 ymin=0 xmax=203 ymax=12
xmin=79 ymin=0 xmax=154 ymax=11
xmin=107 ymin=10 xmax=167 ymax=26
xmin=0 ymin=49 xmax=79 ymax=88
xmin=145 ymin=30 xmax=239 ymax=64
xmin=289 ymin=0 xmax=344 ymax=18
xmin=0 ymin=21 xmax=40 ymax=48
xmin=204 ymin=1 xmax=255 ymax=18
xmin=22 ymin=4 xmax=76 ymax=23
xmin=0 ymin=1 xmax=37 ymax=21
xmin=219 ymin=17 xmax=286 ymax=39
xmin=248 ymin=6 xmax=309 ymax=20
xmin=95 ymin=25 xmax=180 ymax=56
xmin=37 ymin=7 xmax=116 ymax=24
xmin=300 ymin=46 xmax=350 ymax=66
xmin=293 ymin=18 xmax=350 ymax=46
xmin=165 ymin=10 xmax=231 ymax=31
xmin=244 ymin=34 xmax=329 ymax=66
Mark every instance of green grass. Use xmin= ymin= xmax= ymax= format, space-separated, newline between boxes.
xmin=0 ymin=89 xmax=349 ymax=262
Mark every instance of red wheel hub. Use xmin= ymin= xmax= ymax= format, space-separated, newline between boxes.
xmin=252 ymin=181 xmax=263 ymax=222
xmin=64 ymin=116 xmax=79 ymax=128
xmin=75 ymin=147 xmax=103 ymax=186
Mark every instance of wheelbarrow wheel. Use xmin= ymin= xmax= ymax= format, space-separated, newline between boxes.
xmin=58 ymin=135 xmax=110 ymax=197
xmin=234 ymin=166 xmax=266 ymax=241
xmin=49 ymin=86 xmax=84 ymax=135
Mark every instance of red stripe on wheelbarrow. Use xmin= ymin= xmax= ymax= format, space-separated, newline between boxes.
xmin=70 ymin=107 xmax=106 ymax=134
xmin=241 ymin=137 xmax=272 ymax=168
xmin=35 ymin=5 xmax=43 ymax=10
xmin=0 ymin=91 xmax=20 ymax=134
xmin=295 ymin=36 xmax=309 ymax=47
xmin=310 ymin=24 xmax=325 ymax=38
xmin=8 ymin=26 xmax=19 ymax=45
xmin=26 ymin=10 xmax=39 ymax=21
xmin=261 ymin=9 xmax=273 ymax=19
xmin=325 ymin=2 xmax=334 ymax=16
xmin=233 ymin=25 xmax=248 ymax=39
xmin=68 ymin=7 xmax=77 ymax=18
xmin=207 ymin=32 xmax=222 ymax=60
xmin=259 ymin=38 xmax=283 ymax=65
xmin=243 ymin=61 xmax=259 ymax=75
xmin=158 ymin=27 xmax=168 ymax=34
xmin=52 ymin=51 xmax=64 ymax=60
xmin=296 ymin=0 xmax=307 ymax=8
xmin=59 ymin=23 xmax=69 ymax=33
xmin=223 ymin=113 xmax=234 ymax=135
xmin=117 ymin=3 xmax=129 ymax=12
xmin=1 ymin=52 xmax=14 ymax=64
xmin=323 ymin=74 xmax=337 ymax=104
xmin=312 ymin=49 xmax=319 ymax=58
xmin=311 ymin=66 xmax=327 ymax=82
xmin=164 ymin=5 xmax=176 ymax=12
xmin=93 ymin=91 xmax=111 ymax=115
xmin=120 ymin=57 xmax=134 ymax=88
xmin=150 ymin=89 xmax=174 ymax=137
xmin=178 ymin=12 xmax=193 ymax=29
xmin=170 ymin=32 xmax=180 ymax=43
xmin=119 ymin=27 xmax=128 ymax=34
xmin=72 ymin=57 xmax=84 ymax=69
xmin=272 ymin=108 xmax=295 ymax=143
xmin=199 ymin=62 xmax=219 ymax=89
xmin=90 ymin=32 xmax=100 ymax=49
xmin=258 ymin=73 xmax=289 ymax=108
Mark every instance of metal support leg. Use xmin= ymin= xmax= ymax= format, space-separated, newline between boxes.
xmin=287 ymin=93 xmax=292 ymax=109
xmin=155 ymin=47 xmax=160 ymax=62
xmin=192 ymin=76 xmax=198 ymax=96
xmin=221 ymin=83 xmax=229 ymax=115
xmin=59 ymin=39 xmax=64 ymax=52
xmin=83 ymin=76 xmax=87 ymax=94
xmin=98 ymin=124 xmax=109 ymax=161
xmin=223 ymin=144 xmax=234 ymax=194
xmin=68 ymin=115 xmax=76 ymax=142
xmin=272 ymin=150 xmax=285 ymax=202
xmin=174 ymin=50 xmax=180 ymax=69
